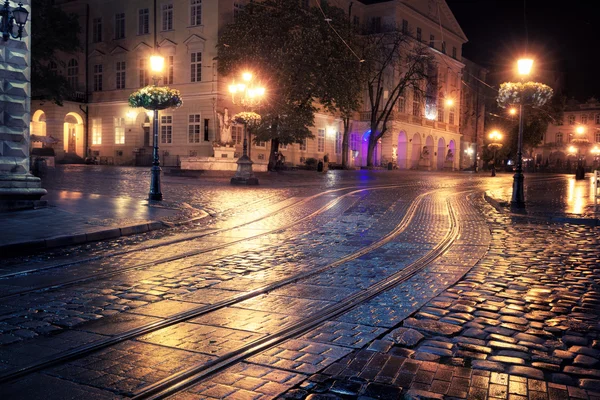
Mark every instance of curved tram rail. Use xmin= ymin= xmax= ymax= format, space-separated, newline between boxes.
xmin=0 ymin=187 xmax=451 ymax=387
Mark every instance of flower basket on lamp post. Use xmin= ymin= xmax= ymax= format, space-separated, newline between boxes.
xmin=497 ymin=63 xmax=553 ymax=207
xmin=129 ymin=82 xmax=183 ymax=200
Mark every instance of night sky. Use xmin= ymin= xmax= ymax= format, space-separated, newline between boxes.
xmin=446 ymin=0 xmax=600 ymax=100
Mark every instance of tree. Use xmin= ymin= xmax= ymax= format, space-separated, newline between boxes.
xmin=359 ymin=28 xmax=431 ymax=167
xmin=312 ymin=3 xmax=363 ymax=169
xmin=217 ymin=0 xmax=362 ymax=170
xmin=31 ymin=0 xmax=81 ymax=105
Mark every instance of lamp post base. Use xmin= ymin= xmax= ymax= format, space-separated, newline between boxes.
xmin=575 ymin=165 xmax=585 ymax=180
xmin=148 ymin=165 xmax=163 ymax=201
xmin=231 ymin=155 xmax=259 ymax=185
xmin=511 ymin=172 xmax=525 ymax=207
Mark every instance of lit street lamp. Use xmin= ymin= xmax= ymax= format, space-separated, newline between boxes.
xmin=148 ymin=55 xmax=165 ymax=201
xmin=488 ymin=130 xmax=503 ymax=177
xmin=229 ymin=71 xmax=265 ymax=185
xmin=1 ymin=0 xmax=29 ymax=42
xmin=511 ymin=58 xmax=533 ymax=207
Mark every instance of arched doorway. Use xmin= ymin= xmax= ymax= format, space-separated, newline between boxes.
xmin=361 ymin=130 xmax=380 ymax=167
xmin=64 ymin=112 xmax=84 ymax=157
xmin=397 ymin=131 xmax=408 ymax=169
xmin=449 ymin=140 xmax=456 ymax=170
xmin=437 ymin=137 xmax=446 ymax=170
xmin=411 ymin=133 xmax=421 ymax=169
xmin=31 ymin=110 xmax=47 ymax=149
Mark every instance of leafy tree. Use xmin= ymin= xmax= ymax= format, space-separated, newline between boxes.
xmin=31 ymin=0 xmax=81 ymax=105
xmin=359 ymin=28 xmax=431 ymax=167
xmin=312 ymin=3 xmax=363 ymax=169
xmin=217 ymin=0 xmax=362 ymax=170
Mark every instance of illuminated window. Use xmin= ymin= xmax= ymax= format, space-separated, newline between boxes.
xmin=568 ymin=115 xmax=575 ymax=125
xmin=114 ymin=117 xmax=125 ymax=145
xmin=350 ymin=133 xmax=359 ymax=151
xmin=582 ymin=114 xmax=588 ymax=124
xmin=160 ymin=115 xmax=173 ymax=144
xmin=437 ymin=98 xmax=444 ymax=122
xmin=163 ymin=56 xmax=174 ymax=84
xmin=335 ymin=131 xmax=342 ymax=155
xmin=412 ymin=87 xmax=421 ymax=117
xmin=188 ymin=114 xmax=201 ymax=143
xmin=317 ymin=129 xmax=325 ymax=152
xmin=190 ymin=0 xmax=201 ymax=26
xmin=397 ymin=96 xmax=405 ymax=113
xmin=595 ymin=132 xmax=600 ymax=143
xmin=449 ymin=107 xmax=456 ymax=125
xmin=92 ymin=118 xmax=102 ymax=145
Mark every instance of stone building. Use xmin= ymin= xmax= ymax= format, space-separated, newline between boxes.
xmin=33 ymin=0 xmax=476 ymax=170
xmin=459 ymin=58 xmax=487 ymax=171
xmin=536 ymin=98 xmax=600 ymax=169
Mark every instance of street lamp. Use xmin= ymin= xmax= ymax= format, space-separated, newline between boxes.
xmin=149 ymin=54 xmax=164 ymax=201
xmin=511 ymin=58 xmax=533 ymax=207
xmin=229 ymin=71 xmax=265 ymax=185
xmin=1 ymin=1 xmax=28 ymax=42
xmin=488 ymin=130 xmax=503 ymax=177
xmin=591 ymin=146 xmax=600 ymax=170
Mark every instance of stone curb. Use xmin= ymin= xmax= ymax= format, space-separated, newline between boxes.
xmin=0 ymin=210 xmax=210 ymax=257
xmin=483 ymin=191 xmax=599 ymax=226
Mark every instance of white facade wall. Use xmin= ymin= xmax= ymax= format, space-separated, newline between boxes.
xmin=35 ymin=0 xmax=468 ymax=169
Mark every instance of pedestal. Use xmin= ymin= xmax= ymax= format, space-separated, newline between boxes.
xmin=230 ymin=155 xmax=259 ymax=185
xmin=0 ymin=1 xmax=47 ymax=211
xmin=213 ymin=146 xmax=236 ymax=159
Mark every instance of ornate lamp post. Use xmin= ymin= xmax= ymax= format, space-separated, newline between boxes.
xmin=497 ymin=58 xmax=553 ymax=207
xmin=488 ymin=130 xmax=503 ymax=177
xmin=571 ymin=125 xmax=589 ymax=180
xmin=228 ymin=71 xmax=265 ymax=185
xmin=148 ymin=55 xmax=164 ymax=201
xmin=128 ymin=55 xmax=182 ymax=201
xmin=1 ymin=0 xmax=28 ymax=41
xmin=591 ymin=146 xmax=600 ymax=170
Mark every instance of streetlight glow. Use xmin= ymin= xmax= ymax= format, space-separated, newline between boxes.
xmin=576 ymin=126 xmax=585 ymax=135
xmin=242 ymin=72 xmax=253 ymax=82
xmin=517 ymin=58 xmax=533 ymax=76
xmin=568 ymin=145 xmax=577 ymax=154
xmin=445 ymin=98 xmax=454 ymax=107
xmin=509 ymin=108 xmax=517 ymax=115
xmin=489 ymin=130 xmax=502 ymax=141
xmin=150 ymin=55 xmax=165 ymax=73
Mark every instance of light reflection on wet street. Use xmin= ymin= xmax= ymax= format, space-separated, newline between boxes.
xmin=0 ymin=168 xmax=599 ymax=399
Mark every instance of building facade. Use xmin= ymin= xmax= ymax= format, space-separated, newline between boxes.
xmin=536 ymin=98 xmax=600 ymax=169
xmin=459 ymin=58 xmax=487 ymax=170
xmin=33 ymin=0 xmax=474 ymax=170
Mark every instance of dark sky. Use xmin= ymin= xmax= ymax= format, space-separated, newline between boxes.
xmin=446 ymin=0 xmax=600 ymax=100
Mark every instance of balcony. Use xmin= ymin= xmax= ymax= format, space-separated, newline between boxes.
xmin=66 ymin=91 xmax=87 ymax=103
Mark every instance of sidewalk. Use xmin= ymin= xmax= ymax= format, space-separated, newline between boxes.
xmin=0 ymin=189 xmax=204 ymax=255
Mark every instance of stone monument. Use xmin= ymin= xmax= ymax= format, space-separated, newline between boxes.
xmin=214 ymin=107 xmax=235 ymax=159
xmin=0 ymin=0 xmax=47 ymax=210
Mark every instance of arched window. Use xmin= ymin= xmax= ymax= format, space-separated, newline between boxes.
xmin=48 ymin=61 xmax=58 ymax=74
xmin=67 ymin=59 xmax=79 ymax=89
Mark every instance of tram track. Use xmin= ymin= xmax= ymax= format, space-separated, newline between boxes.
xmin=0 ymin=184 xmax=416 ymax=301
xmin=133 ymin=191 xmax=463 ymax=399
xmin=0 ymin=187 xmax=437 ymax=386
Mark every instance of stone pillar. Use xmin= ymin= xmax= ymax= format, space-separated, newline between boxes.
xmin=0 ymin=0 xmax=47 ymax=211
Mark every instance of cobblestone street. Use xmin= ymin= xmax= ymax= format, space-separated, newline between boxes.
xmin=0 ymin=168 xmax=599 ymax=399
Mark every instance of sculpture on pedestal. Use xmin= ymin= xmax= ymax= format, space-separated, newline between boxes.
xmin=217 ymin=108 xmax=233 ymax=145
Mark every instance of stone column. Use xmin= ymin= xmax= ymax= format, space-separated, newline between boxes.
xmin=0 ymin=0 xmax=46 ymax=211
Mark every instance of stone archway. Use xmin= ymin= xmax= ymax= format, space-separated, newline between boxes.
xmin=63 ymin=112 xmax=84 ymax=157
xmin=437 ymin=137 xmax=446 ymax=170
xmin=397 ymin=131 xmax=408 ymax=169
xmin=31 ymin=110 xmax=47 ymax=149
xmin=411 ymin=133 xmax=421 ymax=169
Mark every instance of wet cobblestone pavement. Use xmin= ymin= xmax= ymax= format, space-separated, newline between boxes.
xmin=1 ymin=170 xmax=599 ymax=399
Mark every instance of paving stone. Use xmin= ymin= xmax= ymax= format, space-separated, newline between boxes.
xmin=384 ymin=327 xmax=425 ymax=347
xmin=574 ymin=354 xmax=599 ymax=367
xmin=471 ymin=360 xmax=506 ymax=372
xmin=507 ymin=366 xmax=545 ymax=380
xmin=403 ymin=318 xmax=463 ymax=336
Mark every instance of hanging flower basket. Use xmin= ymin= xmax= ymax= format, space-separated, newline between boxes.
xmin=128 ymin=86 xmax=183 ymax=110
xmin=497 ymin=82 xmax=553 ymax=108
xmin=234 ymin=111 xmax=261 ymax=125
